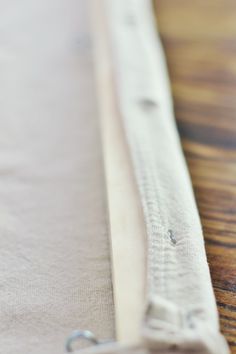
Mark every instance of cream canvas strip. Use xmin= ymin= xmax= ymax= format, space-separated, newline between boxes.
xmin=90 ymin=0 xmax=230 ymax=353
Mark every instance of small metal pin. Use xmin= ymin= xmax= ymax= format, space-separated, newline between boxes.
xmin=168 ymin=229 xmax=177 ymax=245
xmin=139 ymin=98 xmax=158 ymax=111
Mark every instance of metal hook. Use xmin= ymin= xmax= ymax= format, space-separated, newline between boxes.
xmin=65 ymin=330 xmax=100 ymax=352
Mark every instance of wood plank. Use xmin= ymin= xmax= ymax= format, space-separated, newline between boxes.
xmin=90 ymin=0 xmax=146 ymax=344
xmin=154 ymin=1 xmax=236 ymax=351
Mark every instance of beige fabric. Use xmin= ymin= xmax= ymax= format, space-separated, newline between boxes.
xmin=76 ymin=342 xmax=227 ymax=354
xmin=75 ymin=342 xmax=231 ymax=354
xmin=0 ymin=1 xmax=114 ymax=353
xmin=98 ymin=0 xmax=229 ymax=353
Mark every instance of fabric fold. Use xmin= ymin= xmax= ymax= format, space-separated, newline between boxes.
xmin=101 ymin=0 xmax=230 ymax=352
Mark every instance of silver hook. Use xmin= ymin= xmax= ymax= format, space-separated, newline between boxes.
xmin=65 ymin=330 xmax=100 ymax=352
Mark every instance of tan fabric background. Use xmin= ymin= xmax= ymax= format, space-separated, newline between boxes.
xmin=0 ymin=1 xmax=114 ymax=353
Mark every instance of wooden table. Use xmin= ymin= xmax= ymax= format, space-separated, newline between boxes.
xmin=154 ymin=1 xmax=236 ymax=351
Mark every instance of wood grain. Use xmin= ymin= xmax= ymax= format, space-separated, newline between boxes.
xmin=154 ymin=0 xmax=236 ymax=351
